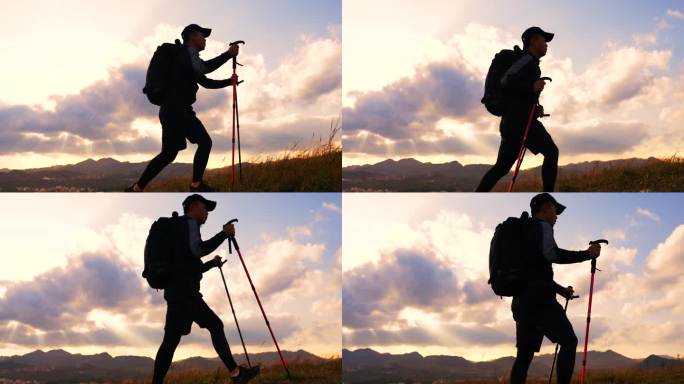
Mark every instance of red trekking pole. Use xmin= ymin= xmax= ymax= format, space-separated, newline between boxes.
xmin=227 ymin=219 xmax=291 ymax=379
xmin=507 ymin=76 xmax=551 ymax=192
xmin=580 ymin=239 xmax=608 ymax=384
xmin=217 ymin=261 xmax=251 ymax=367
xmin=229 ymin=41 xmax=245 ymax=191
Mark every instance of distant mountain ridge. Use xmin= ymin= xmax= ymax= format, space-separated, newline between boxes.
xmin=0 ymin=157 xmax=197 ymax=191
xmin=342 ymin=157 xmax=664 ymax=191
xmin=0 ymin=348 xmax=322 ymax=382
xmin=342 ymin=348 xmax=682 ymax=383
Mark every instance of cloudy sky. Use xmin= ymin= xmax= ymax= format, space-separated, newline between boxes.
xmin=0 ymin=193 xmax=341 ymax=360
xmin=343 ymin=193 xmax=684 ymax=361
xmin=343 ymin=0 xmax=684 ymax=167
xmin=0 ymin=0 xmax=340 ymax=169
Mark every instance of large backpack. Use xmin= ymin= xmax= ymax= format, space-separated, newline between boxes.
xmin=142 ymin=40 xmax=184 ymax=106
xmin=481 ymin=46 xmax=524 ymax=116
xmin=488 ymin=211 xmax=530 ymax=297
xmin=142 ymin=211 xmax=181 ymax=289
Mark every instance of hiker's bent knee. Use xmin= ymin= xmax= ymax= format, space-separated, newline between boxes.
xmin=197 ymin=134 xmax=212 ymax=150
xmin=207 ymin=316 xmax=223 ymax=333
xmin=162 ymin=331 xmax=182 ymax=346
xmin=161 ymin=150 xmax=178 ymax=163
xmin=545 ymin=142 xmax=559 ymax=160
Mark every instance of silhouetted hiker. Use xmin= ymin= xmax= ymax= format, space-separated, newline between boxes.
xmin=151 ymin=194 xmax=259 ymax=384
xmin=476 ymin=27 xmax=558 ymax=192
xmin=509 ymin=193 xmax=601 ymax=384
xmin=127 ymin=24 xmax=240 ymax=192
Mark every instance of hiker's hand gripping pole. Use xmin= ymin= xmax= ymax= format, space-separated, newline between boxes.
xmin=588 ymin=239 xmax=608 ymax=273
xmin=227 ymin=219 xmax=238 ymax=254
xmin=537 ymin=77 xmax=552 ymax=117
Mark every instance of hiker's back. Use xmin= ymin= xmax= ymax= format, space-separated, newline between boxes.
xmin=143 ymin=40 xmax=199 ymax=107
xmin=482 ymin=46 xmax=540 ymax=117
xmin=488 ymin=211 xmax=532 ymax=297
xmin=143 ymin=213 xmax=205 ymax=299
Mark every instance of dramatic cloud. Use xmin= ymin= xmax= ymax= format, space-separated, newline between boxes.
xmin=343 ymin=198 xmax=684 ymax=360
xmin=0 ymin=25 xmax=340 ymax=166
xmin=343 ymin=21 xmax=683 ymax=164
xmin=0 ymin=206 xmax=340 ymax=358
xmin=0 ymin=251 xmax=150 ymax=331
xmin=343 ymin=248 xmax=460 ymax=330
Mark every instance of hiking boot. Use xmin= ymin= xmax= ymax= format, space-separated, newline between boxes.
xmin=232 ymin=365 xmax=260 ymax=384
xmin=125 ymin=183 xmax=141 ymax=192
xmin=189 ymin=181 xmax=216 ymax=192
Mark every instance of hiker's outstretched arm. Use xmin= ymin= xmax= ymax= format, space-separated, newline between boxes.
xmin=188 ymin=219 xmax=228 ymax=257
xmin=553 ymin=281 xmax=566 ymax=295
xmin=197 ymin=231 xmax=229 ymax=256
xmin=201 ymin=260 xmax=216 ymax=273
xmin=197 ymin=75 xmax=232 ymax=89
xmin=189 ymin=48 xmax=231 ymax=75
xmin=540 ymin=222 xmax=591 ymax=264
xmin=202 ymin=52 xmax=233 ymax=74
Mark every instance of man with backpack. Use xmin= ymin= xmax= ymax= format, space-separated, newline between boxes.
xmin=147 ymin=194 xmax=260 ymax=383
xmin=127 ymin=24 xmax=240 ymax=192
xmin=492 ymin=193 xmax=601 ymax=384
xmin=476 ymin=27 xmax=558 ymax=192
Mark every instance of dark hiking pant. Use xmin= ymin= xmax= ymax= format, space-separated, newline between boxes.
xmin=510 ymin=299 xmax=578 ymax=384
xmin=137 ymin=105 xmax=212 ymax=189
xmin=476 ymin=117 xmax=558 ymax=192
xmin=152 ymin=296 xmax=238 ymax=384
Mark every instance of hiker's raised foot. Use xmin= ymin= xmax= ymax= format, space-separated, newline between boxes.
xmin=231 ymin=365 xmax=260 ymax=384
xmin=125 ymin=183 xmax=142 ymax=192
xmin=190 ymin=181 xmax=216 ymax=192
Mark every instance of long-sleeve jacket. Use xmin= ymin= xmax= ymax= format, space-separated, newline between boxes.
xmin=164 ymin=216 xmax=228 ymax=301
xmin=165 ymin=45 xmax=233 ymax=106
xmin=515 ymin=218 xmax=590 ymax=305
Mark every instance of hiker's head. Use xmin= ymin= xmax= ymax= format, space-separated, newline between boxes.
xmin=522 ymin=26 xmax=553 ymax=58
xmin=530 ymin=193 xmax=565 ymax=226
xmin=182 ymin=194 xmax=217 ymax=224
xmin=182 ymin=24 xmax=212 ymax=51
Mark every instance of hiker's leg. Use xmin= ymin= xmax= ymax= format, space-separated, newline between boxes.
xmin=208 ymin=317 xmax=239 ymax=371
xmin=510 ymin=315 xmax=543 ymax=384
xmin=192 ymin=128 xmax=212 ymax=183
xmin=542 ymin=303 xmax=578 ymax=384
xmin=195 ymin=299 xmax=239 ymax=371
xmin=526 ymin=121 xmax=558 ymax=192
xmin=185 ymin=112 xmax=212 ymax=183
xmin=510 ymin=347 xmax=534 ymax=384
xmin=476 ymin=137 xmax=518 ymax=191
xmin=556 ymin=334 xmax=578 ymax=384
xmin=137 ymin=149 xmax=178 ymax=189
xmin=152 ymin=330 xmax=182 ymax=384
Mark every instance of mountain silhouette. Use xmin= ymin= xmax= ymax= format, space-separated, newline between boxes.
xmin=342 ymin=348 xmax=678 ymax=383
xmin=0 ymin=348 xmax=322 ymax=383
xmin=342 ymin=157 xmax=663 ymax=191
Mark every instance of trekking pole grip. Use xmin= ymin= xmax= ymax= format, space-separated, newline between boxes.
xmin=229 ymin=40 xmax=245 ymax=69
xmin=227 ymin=219 xmax=238 ymax=253
xmin=588 ymin=239 xmax=608 ymax=273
